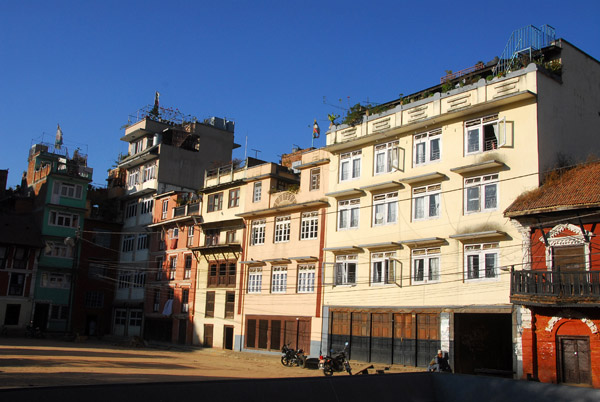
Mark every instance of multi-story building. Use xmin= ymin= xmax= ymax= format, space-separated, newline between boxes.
xmin=113 ymin=105 xmax=236 ymax=337
xmin=506 ymin=161 xmax=600 ymax=387
xmin=71 ymin=188 xmax=121 ymax=337
xmin=320 ymin=31 xmax=600 ymax=376
xmin=0 ymin=213 xmax=43 ymax=333
xmin=145 ymin=191 xmax=200 ymax=344
xmin=190 ymin=161 xmax=253 ymax=349
xmin=235 ymin=151 xmax=329 ymax=356
xmin=26 ymin=143 xmax=93 ymax=332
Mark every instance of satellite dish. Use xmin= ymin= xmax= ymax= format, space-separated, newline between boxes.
xmin=64 ymin=237 xmax=76 ymax=248
xmin=44 ymin=241 xmax=52 ymax=254
xmin=375 ymin=213 xmax=383 ymax=220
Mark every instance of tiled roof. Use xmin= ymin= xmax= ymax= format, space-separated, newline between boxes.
xmin=504 ymin=162 xmax=600 ymax=217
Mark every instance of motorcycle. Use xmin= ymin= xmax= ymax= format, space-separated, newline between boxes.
xmin=26 ymin=321 xmax=44 ymax=339
xmin=281 ymin=343 xmax=305 ymax=367
xmin=319 ymin=342 xmax=352 ymax=376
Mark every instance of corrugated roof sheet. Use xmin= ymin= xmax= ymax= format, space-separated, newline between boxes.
xmin=504 ymin=161 xmax=600 ymax=216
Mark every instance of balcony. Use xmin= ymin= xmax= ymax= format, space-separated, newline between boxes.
xmin=511 ymin=269 xmax=600 ymax=305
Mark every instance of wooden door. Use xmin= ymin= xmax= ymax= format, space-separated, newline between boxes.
xmin=224 ymin=325 xmax=234 ymax=350
xmin=559 ymin=336 xmax=592 ymax=385
xmin=203 ymin=324 xmax=213 ymax=347
xmin=393 ymin=313 xmax=416 ymax=366
xmin=371 ymin=313 xmax=392 ymax=364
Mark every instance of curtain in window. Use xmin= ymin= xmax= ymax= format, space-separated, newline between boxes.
xmin=467 ymin=128 xmax=479 ymax=153
xmin=414 ymin=197 xmax=424 ymax=219
xmin=484 ymin=184 xmax=497 ymax=209
xmin=387 ymin=201 xmax=397 ymax=223
xmin=429 ymin=194 xmax=439 ymax=217
xmin=467 ymin=255 xmax=479 ymax=279
xmin=466 ymin=187 xmax=480 ymax=212
xmin=352 ymin=159 xmax=360 ymax=178
xmin=350 ymin=207 xmax=359 ymax=227
xmin=485 ymin=253 xmax=497 ymax=278
xmin=387 ymin=147 xmax=399 ymax=171
xmin=414 ymin=259 xmax=424 ymax=281
xmin=429 ymin=257 xmax=440 ymax=281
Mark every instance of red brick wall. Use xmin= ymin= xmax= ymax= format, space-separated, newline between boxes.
xmin=521 ymin=311 xmax=600 ymax=387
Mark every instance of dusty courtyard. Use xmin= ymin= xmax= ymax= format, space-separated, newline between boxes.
xmin=0 ymin=337 xmax=418 ymax=389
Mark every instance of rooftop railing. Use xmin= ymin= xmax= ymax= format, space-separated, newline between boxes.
xmin=511 ymin=269 xmax=600 ymax=302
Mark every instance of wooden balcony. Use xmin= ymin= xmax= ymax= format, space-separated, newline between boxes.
xmin=511 ymin=269 xmax=600 ymax=305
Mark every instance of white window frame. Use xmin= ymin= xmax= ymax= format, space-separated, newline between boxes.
xmin=413 ymin=128 xmax=441 ymax=166
xmin=310 ymin=168 xmax=320 ymax=191
xmin=125 ymin=201 xmax=137 ymax=219
xmin=140 ymin=198 xmax=153 ymax=215
xmin=374 ymin=141 xmax=399 ymax=175
xmin=371 ymin=252 xmax=396 ymax=285
xmin=464 ymin=174 xmax=499 ymax=214
xmin=48 ymin=211 xmax=79 ymax=228
xmin=373 ymin=192 xmax=398 ymax=226
xmin=339 ymin=150 xmax=361 ymax=182
xmin=55 ymin=181 xmax=83 ymax=199
xmin=127 ymin=168 xmax=140 ymax=188
xmin=143 ymin=162 xmax=156 ymax=182
xmin=169 ymin=256 xmax=177 ymax=280
xmin=248 ymin=267 xmax=263 ymax=293
xmin=187 ymin=225 xmax=194 ymax=246
xmin=274 ymin=216 xmax=291 ymax=243
xmin=137 ymin=234 xmax=148 ymax=250
xmin=334 ymin=255 xmax=357 ymax=286
xmin=297 ymin=264 xmax=316 ymax=293
xmin=253 ymin=182 xmax=262 ymax=203
xmin=161 ymin=200 xmax=169 ymax=219
xmin=412 ymin=184 xmax=441 ymax=221
xmin=338 ymin=199 xmax=360 ymax=230
xmin=412 ymin=248 xmax=441 ymax=284
xmin=41 ymin=272 xmax=71 ymax=289
xmin=465 ymin=243 xmax=499 ymax=281
xmin=464 ymin=115 xmax=506 ymax=155
xmin=271 ymin=266 xmax=288 ymax=293
xmin=250 ymin=219 xmax=266 ymax=245
xmin=122 ymin=235 xmax=135 ymax=252
xmin=45 ymin=242 xmax=72 ymax=258
xmin=300 ymin=211 xmax=319 ymax=240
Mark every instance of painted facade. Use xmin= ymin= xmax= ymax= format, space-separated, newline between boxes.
xmin=320 ymin=39 xmax=600 ymax=375
xmin=236 ymin=150 xmax=329 ymax=357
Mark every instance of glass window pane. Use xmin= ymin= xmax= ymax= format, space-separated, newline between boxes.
xmin=484 ymin=184 xmax=497 ymax=209
xmin=466 ymin=187 xmax=480 ymax=212
xmin=430 ymin=138 xmax=440 ymax=161
xmin=467 ymin=129 xmax=479 ymax=153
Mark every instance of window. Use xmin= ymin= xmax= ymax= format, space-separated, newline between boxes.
xmin=253 ymin=182 xmax=262 ymax=203
xmin=207 ymin=260 xmax=236 ymax=287
xmin=93 ymin=229 xmax=111 ymax=248
xmin=137 ymin=234 xmax=148 ymax=250
xmin=464 ymin=114 xmax=505 ymax=154
xmin=310 ymin=168 xmax=320 ymax=191
xmin=0 ymin=246 xmax=7 ymax=268
xmin=50 ymin=305 xmax=69 ymax=320
xmin=161 ymin=200 xmax=169 ymax=219
xmin=41 ymin=272 xmax=70 ymax=289
xmin=122 ymin=235 xmax=135 ymax=252
xmin=141 ymin=199 xmax=153 ymax=215
xmin=225 ymin=291 xmax=235 ymax=318
xmin=413 ymin=184 xmax=441 ymax=220
xmin=335 ymin=255 xmax=357 ymax=286
xmin=45 ymin=242 xmax=72 ymax=258
xmin=169 ymin=257 xmax=177 ymax=280
xmin=88 ymin=263 xmax=106 ymax=279
xmin=181 ymin=289 xmax=189 ymax=313
xmin=226 ymin=230 xmax=236 ymax=244
xmin=11 ymin=247 xmax=28 ymax=269
xmin=143 ymin=162 xmax=156 ymax=182
xmin=229 ymin=188 xmax=240 ymax=208
xmin=125 ymin=201 xmax=137 ymax=219
xmin=374 ymin=141 xmax=399 ymax=174
xmin=158 ymin=230 xmax=166 ymax=251
xmin=300 ymin=211 xmax=319 ymax=240
xmin=339 ymin=150 xmax=361 ymax=181
xmin=133 ymin=271 xmax=145 ymax=288
xmin=414 ymin=129 xmax=441 ymax=166
xmin=84 ymin=291 xmax=104 ymax=308
xmin=465 ymin=243 xmax=499 ymax=280
xmin=155 ymin=257 xmax=164 ymax=280
xmin=8 ymin=273 xmax=25 ymax=296
xmin=184 ymin=255 xmax=192 ymax=279
xmin=153 ymin=290 xmax=160 ymax=312
xmin=114 ymin=309 xmax=127 ymax=326
xmin=49 ymin=211 xmax=79 ymax=228
xmin=248 ymin=268 xmax=263 ymax=293
xmin=205 ymin=291 xmax=215 ymax=317
xmin=271 ymin=266 xmax=288 ymax=293
xmin=274 ymin=216 xmax=291 ymax=243
xmin=412 ymin=248 xmax=441 ymax=284
xmin=129 ymin=310 xmax=142 ymax=327
xmin=465 ymin=174 xmax=498 ymax=214
xmin=251 ymin=219 xmax=266 ymax=245
xmin=171 ymin=227 xmax=179 ymax=239
xmin=204 ymin=229 xmax=219 ymax=246
xmin=373 ymin=192 xmax=398 ymax=226
xmin=553 ymin=245 xmax=587 ymax=270
xmin=187 ymin=225 xmax=194 ymax=246
xmin=297 ymin=264 xmax=315 ymax=293
xmin=117 ymin=271 xmax=131 ymax=289
xmin=371 ymin=252 xmax=396 ymax=285
xmin=207 ymin=193 xmax=223 ymax=212
xmin=4 ymin=304 xmax=21 ymax=325
xmin=54 ymin=181 xmax=83 ymax=199
xmin=127 ymin=168 xmax=140 ymax=188
xmin=338 ymin=199 xmax=360 ymax=230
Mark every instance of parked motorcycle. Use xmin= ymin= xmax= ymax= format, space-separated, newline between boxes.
xmin=319 ymin=342 xmax=352 ymax=376
xmin=26 ymin=321 xmax=44 ymax=339
xmin=281 ymin=343 xmax=305 ymax=367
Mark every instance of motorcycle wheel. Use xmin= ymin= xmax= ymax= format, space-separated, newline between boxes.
xmin=281 ymin=356 xmax=291 ymax=367
xmin=322 ymin=364 xmax=334 ymax=376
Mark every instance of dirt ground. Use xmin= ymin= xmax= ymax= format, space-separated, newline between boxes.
xmin=0 ymin=337 xmax=422 ymax=389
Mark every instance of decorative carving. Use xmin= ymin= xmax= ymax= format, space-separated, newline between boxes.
xmin=273 ymin=191 xmax=296 ymax=207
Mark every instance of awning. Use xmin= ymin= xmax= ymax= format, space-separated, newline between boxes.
xmin=449 ymin=231 xmax=507 ymax=240
xmin=399 ymin=237 xmax=446 ymax=248
xmin=450 ymin=160 xmax=505 ymax=175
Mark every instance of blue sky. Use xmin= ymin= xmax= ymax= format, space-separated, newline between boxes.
xmin=1 ymin=1 xmax=599 ymax=188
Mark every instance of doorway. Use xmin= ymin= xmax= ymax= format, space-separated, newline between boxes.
xmin=224 ymin=325 xmax=234 ymax=350
xmin=203 ymin=324 xmax=213 ymax=347
xmin=178 ymin=319 xmax=187 ymax=344
xmin=557 ymin=336 xmax=592 ymax=385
